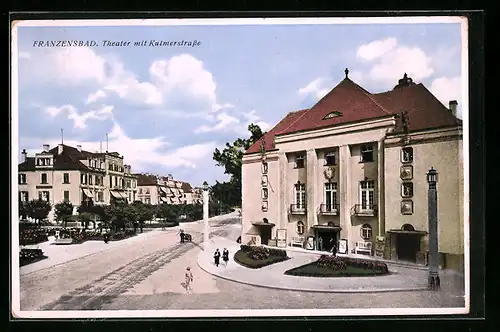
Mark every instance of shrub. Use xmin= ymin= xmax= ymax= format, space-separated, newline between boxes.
xmin=238 ymin=245 xmax=287 ymax=260
xmin=316 ymin=255 xmax=388 ymax=273
xmin=19 ymin=229 xmax=49 ymax=246
xmin=19 ymin=248 xmax=46 ymax=266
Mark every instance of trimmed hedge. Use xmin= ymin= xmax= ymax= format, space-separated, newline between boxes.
xmin=285 ymin=255 xmax=389 ymax=277
xmin=19 ymin=229 xmax=49 ymax=246
xmin=234 ymin=245 xmax=289 ymax=269
xmin=20 ymin=248 xmax=47 ymax=266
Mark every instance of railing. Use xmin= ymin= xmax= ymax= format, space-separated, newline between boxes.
xmin=319 ymin=204 xmax=339 ymax=215
xmin=289 ymin=204 xmax=307 ymax=214
xmin=351 ymin=204 xmax=378 ymax=217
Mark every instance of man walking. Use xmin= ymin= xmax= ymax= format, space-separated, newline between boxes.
xmin=179 ymin=229 xmax=185 ymax=243
xmin=213 ymin=248 xmax=221 ymax=267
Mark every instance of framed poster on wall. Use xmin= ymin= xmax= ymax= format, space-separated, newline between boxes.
xmin=276 ymin=229 xmax=287 ymax=248
xmin=338 ymin=238 xmax=348 ymax=254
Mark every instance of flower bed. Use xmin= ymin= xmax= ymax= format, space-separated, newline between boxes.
xmin=19 ymin=248 xmax=47 ymax=266
xmin=19 ymin=229 xmax=49 ymax=246
xmin=285 ymin=255 xmax=389 ymax=277
xmin=54 ymin=228 xmax=136 ymax=244
xmin=234 ymin=245 xmax=289 ymax=269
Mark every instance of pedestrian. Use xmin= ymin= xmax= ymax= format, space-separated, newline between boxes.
xmin=179 ymin=229 xmax=185 ymax=243
xmin=103 ymin=232 xmax=109 ymax=244
xmin=213 ymin=248 xmax=221 ymax=267
xmin=318 ymin=236 xmax=323 ymax=251
xmin=222 ymin=248 xmax=229 ymax=267
xmin=181 ymin=266 xmax=194 ymax=294
xmin=330 ymin=243 xmax=337 ymax=257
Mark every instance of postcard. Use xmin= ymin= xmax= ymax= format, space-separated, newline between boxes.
xmin=11 ymin=16 xmax=470 ymax=319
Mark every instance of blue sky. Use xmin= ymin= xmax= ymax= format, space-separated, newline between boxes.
xmin=14 ymin=20 xmax=464 ymax=187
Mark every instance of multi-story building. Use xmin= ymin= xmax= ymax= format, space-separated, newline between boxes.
xmin=189 ymin=187 xmax=204 ymax=205
xmin=18 ymin=143 xmax=138 ymax=222
xmin=241 ymin=71 xmax=464 ymax=271
xmin=135 ymin=173 xmax=192 ymax=205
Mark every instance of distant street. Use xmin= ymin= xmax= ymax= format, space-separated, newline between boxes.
xmin=20 ymin=212 xmax=464 ymax=311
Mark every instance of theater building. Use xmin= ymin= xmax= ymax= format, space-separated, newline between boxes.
xmin=241 ymin=70 xmax=464 ymax=271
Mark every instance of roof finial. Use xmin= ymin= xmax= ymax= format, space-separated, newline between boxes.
xmin=345 ymin=68 xmax=349 ymax=78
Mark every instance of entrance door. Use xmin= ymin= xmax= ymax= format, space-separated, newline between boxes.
xmin=396 ymin=234 xmax=420 ymax=262
xmin=318 ymin=231 xmax=338 ymax=252
xmin=260 ymin=228 xmax=271 ymax=245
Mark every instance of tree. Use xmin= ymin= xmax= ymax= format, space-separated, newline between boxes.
xmin=54 ymin=201 xmax=74 ymax=228
xmin=19 ymin=201 xmax=28 ymax=221
xmin=77 ymin=200 xmax=96 ymax=229
xmin=25 ymin=199 xmax=52 ymax=226
xmin=156 ymin=203 xmax=177 ymax=223
xmin=131 ymin=201 xmax=155 ymax=233
xmin=93 ymin=205 xmax=114 ymax=230
xmin=212 ymin=123 xmax=265 ymax=207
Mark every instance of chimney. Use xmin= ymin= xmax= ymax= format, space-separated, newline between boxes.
xmin=42 ymin=144 xmax=50 ymax=152
xmin=449 ymin=100 xmax=458 ymax=117
xmin=21 ymin=149 xmax=27 ymax=163
xmin=77 ymin=145 xmax=82 ymax=152
xmin=58 ymin=144 xmax=63 ymax=155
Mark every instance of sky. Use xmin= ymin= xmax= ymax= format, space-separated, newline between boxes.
xmin=14 ymin=19 xmax=465 ymax=188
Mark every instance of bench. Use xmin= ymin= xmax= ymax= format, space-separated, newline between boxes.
xmin=55 ymin=238 xmax=73 ymax=245
xmin=355 ymin=241 xmax=372 ymax=255
xmin=290 ymin=236 xmax=305 ymax=248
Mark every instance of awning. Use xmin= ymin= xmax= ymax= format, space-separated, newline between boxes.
xmin=311 ymin=224 xmax=342 ymax=231
xmin=160 ymin=196 xmax=168 ymax=202
xmin=83 ymin=188 xmax=94 ymax=198
xmin=160 ymin=187 xmax=169 ymax=195
xmin=387 ymin=229 xmax=428 ymax=235
xmin=119 ymin=192 xmax=128 ymax=199
xmin=169 ymin=197 xmax=175 ymax=203
xmin=251 ymin=221 xmax=275 ymax=227
xmin=110 ymin=191 xmax=122 ymax=198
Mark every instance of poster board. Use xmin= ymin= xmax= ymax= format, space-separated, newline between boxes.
xmin=305 ymin=236 xmax=314 ymax=250
xmin=375 ymin=236 xmax=385 ymax=257
xmin=276 ymin=229 xmax=287 ymax=248
xmin=338 ymin=238 xmax=348 ymax=254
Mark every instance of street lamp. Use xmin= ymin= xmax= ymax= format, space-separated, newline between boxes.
xmin=426 ymin=167 xmax=440 ymax=290
xmin=202 ymin=181 xmax=210 ymax=247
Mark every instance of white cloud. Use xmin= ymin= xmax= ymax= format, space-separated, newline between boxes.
xmin=85 ymin=89 xmax=107 ymax=104
xmin=430 ymin=76 xmax=462 ymax=117
xmin=45 ymin=104 xmax=114 ymax=129
xmin=298 ymin=78 xmax=330 ymax=100
xmin=50 ymin=47 xmax=107 ymax=84
xmin=356 ymin=38 xmax=434 ymax=84
xmin=194 ymin=112 xmax=241 ymax=134
xmin=356 ymin=38 xmax=397 ymax=61
xmin=195 ymin=109 xmax=272 ymax=135
xmin=36 ymin=122 xmax=217 ymax=170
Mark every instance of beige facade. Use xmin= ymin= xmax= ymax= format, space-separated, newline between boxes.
xmin=18 ymin=143 xmax=137 ymax=223
xmin=136 ymin=173 xmax=192 ymax=205
xmin=241 ymin=73 xmax=465 ymax=271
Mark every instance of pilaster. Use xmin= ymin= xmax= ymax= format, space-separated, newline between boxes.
xmin=377 ymin=139 xmax=385 ymax=236
xmin=339 ymin=145 xmax=351 ymax=247
xmin=306 ymin=149 xmax=317 ymax=229
xmin=278 ymin=153 xmax=288 ymax=232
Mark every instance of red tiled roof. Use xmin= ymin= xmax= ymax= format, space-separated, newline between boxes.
xmin=245 ymin=109 xmax=308 ymax=154
xmin=373 ymin=83 xmax=461 ymax=134
xmin=180 ymin=182 xmax=193 ymax=193
xmin=134 ymin=173 xmax=157 ymax=186
xmin=245 ymin=75 xmax=461 ymax=155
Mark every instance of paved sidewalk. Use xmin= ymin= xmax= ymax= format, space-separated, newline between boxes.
xmin=198 ymin=238 xmax=464 ymax=293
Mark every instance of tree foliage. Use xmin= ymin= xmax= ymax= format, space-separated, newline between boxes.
xmin=54 ymin=201 xmax=74 ymax=227
xmin=212 ymin=123 xmax=265 ymax=206
xmin=25 ymin=199 xmax=52 ymax=225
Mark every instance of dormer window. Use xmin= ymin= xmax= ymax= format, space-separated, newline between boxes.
xmin=323 ymin=111 xmax=343 ymax=120
xmin=36 ymin=157 xmax=52 ymax=166
xmin=360 ymin=144 xmax=374 ymax=163
xmin=295 ymin=154 xmax=305 ymax=169
xmin=324 ymin=151 xmax=336 ymax=166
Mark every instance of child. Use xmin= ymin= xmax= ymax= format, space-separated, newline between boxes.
xmin=182 ymin=267 xmax=194 ymax=294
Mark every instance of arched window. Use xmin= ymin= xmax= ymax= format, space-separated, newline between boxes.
xmin=401 ymin=223 xmax=415 ymax=231
xmin=361 ymin=224 xmax=372 ymax=240
xmin=297 ymin=221 xmax=305 ymax=235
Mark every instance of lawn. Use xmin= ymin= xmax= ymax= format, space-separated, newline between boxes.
xmin=234 ymin=245 xmax=289 ymax=269
xmin=285 ymin=255 xmax=389 ymax=277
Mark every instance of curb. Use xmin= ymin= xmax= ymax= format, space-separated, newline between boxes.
xmin=196 ymin=249 xmax=430 ymax=294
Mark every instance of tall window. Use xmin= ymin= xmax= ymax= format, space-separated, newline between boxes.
xmin=324 ymin=182 xmax=338 ymax=211
xmin=295 ymin=154 xmax=305 ymax=169
xmin=360 ymin=144 xmax=374 ymax=163
xmin=360 ymin=180 xmax=375 ymax=210
xmin=41 ymin=173 xmax=48 ymax=184
xmin=401 ymin=147 xmax=414 ymax=163
xmin=63 ymin=173 xmax=70 ymax=184
xmin=81 ymin=174 xmax=87 ymax=184
xmin=88 ymin=174 xmax=93 ymax=185
xmin=138 ymin=188 xmax=143 ymax=194
xmin=96 ymin=191 xmax=104 ymax=202
xmin=361 ymin=224 xmax=373 ymax=240
xmin=297 ymin=221 xmax=305 ymax=235
xmin=109 ymin=175 xmax=113 ymax=187
xmin=63 ymin=191 xmax=70 ymax=202
xmin=18 ymin=174 xmax=27 ymax=184
xmin=294 ymin=183 xmax=306 ymax=209
xmin=38 ymin=191 xmax=50 ymax=202
xmin=262 ymin=162 xmax=268 ymax=174
xmin=324 ymin=151 xmax=336 ymax=166
xmin=19 ymin=191 xmax=29 ymax=202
